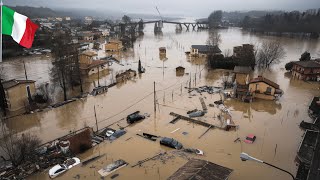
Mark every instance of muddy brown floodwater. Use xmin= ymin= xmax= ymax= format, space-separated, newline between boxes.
xmin=1 ymin=18 xmax=320 ymax=180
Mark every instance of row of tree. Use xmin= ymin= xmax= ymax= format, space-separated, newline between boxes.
xmin=241 ymin=9 xmax=320 ymax=38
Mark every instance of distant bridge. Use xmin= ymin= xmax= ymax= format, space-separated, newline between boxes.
xmin=110 ymin=20 xmax=209 ymax=33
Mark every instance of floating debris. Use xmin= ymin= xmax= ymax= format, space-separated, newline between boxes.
xmin=188 ymin=110 xmax=205 ymax=118
xmin=182 ymin=132 xmax=189 ymax=135
xmin=82 ymin=154 xmax=105 ymax=166
xmin=98 ymin=160 xmax=128 ymax=177
xmin=183 ymin=148 xmax=204 ymax=156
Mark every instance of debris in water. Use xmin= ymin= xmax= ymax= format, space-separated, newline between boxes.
xmin=82 ymin=154 xmax=105 ymax=166
xmin=110 ymin=174 xmax=119 ymax=179
xmin=214 ymin=100 xmax=223 ymax=105
xmin=131 ymin=152 xmax=166 ymax=167
xmin=183 ymin=148 xmax=204 ymax=156
xmin=170 ymin=128 xmax=180 ymax=133
xmin=98 ymin=159 xmax=128 ymax=177
xmin=187 ymin=109 xmax=198 ymax=114
xmin=234 ymin=137 xmax=240 ymax=143
xmin=188 ymin=110 xmax=205 ymax=118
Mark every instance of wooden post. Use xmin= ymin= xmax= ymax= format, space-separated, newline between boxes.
xmin=189 ymin=73 xmax=191 ymax=89
xmin=23 ymin=61 xmax=28 ymax=80
xmin=154 ymin=82 xmax=156 ymax=114
xmin=94 ymin=105 xmax=98 ymax=132
xmin=172 ymin=90 xmax=173 ymax=102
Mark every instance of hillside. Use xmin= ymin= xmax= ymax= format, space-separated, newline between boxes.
xmin=9 ymin=6 xmax=58 ymax=18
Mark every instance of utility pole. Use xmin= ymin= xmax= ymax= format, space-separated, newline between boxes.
xmin=94 ymin=105 xmax=98 ymax=132
xmin=97 ymin=66 xmax=100 ymax=87
xmin=189 ymin=73 xmax=191 ymax=89
xmin=154 ymin=82 xmax=156 ymax=114
xmin=23 ymin=61 xmax=28 ymax=80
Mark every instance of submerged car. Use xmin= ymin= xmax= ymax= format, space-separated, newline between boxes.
xmin=105 ymin=130 xmax=115 ymax=137
xmin=127 ymin=111 xmax=145 ymax=124
xmin=109 ymin=129 xmax=127 ymax=141
xmin=48 ymin=157 xmax=80 ymax=178
xmin=244 ymin=134 xmax=256 ymax=144
xmin=160 ymin=137 xmax=183 ymax=149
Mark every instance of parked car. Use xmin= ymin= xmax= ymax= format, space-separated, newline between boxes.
xmin=244 ymin=134 xmax=256 ymax=144
xmin=49 ymin=157 xmax=80 ymax=178
xmin=160 ymin=137 xmax=183 ymax=149
xmin=127 ymin=111 xmax=145 ymax=124
xmin=109 ymin=129 xmax=127 ymax=141
xmin=105 ymin=129 xmax=115 ymax=137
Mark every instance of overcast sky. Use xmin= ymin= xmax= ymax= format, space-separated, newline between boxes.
xmin=5 ymin=0 xmax=320 ymax=17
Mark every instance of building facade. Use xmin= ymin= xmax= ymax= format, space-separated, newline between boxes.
xmin=292 ymin=60 xmax=320 ymax=81
xmin=2 ymin=79 xmax=36 ymax=112
xmin=105 ymin=40 xmax=123 ymax=52
xmin=190 ymin=45 xmax=221 ymax=57
xmin=248 ymin=76 xmax=282 ymax=100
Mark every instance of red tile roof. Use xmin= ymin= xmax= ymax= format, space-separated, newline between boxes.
xmin=2 ymin=79 xmax=35 ymax=89
xmin=249 ymin=76 xmax=279 ymax=89
xmin=80 ymin=60 xmax=107 ymax=70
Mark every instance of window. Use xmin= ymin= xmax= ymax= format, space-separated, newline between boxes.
xmin=266 ymin=87 xmax=272 ymax=94
xmin=55 ymin=168 xmax=65 ymax=174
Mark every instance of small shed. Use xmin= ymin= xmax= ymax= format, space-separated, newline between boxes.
xmin=167 ymin=159 xmax=233 ymax=180
xmin=159 ymin=47 xmax=166 ymax=54
xmin=176 ymin=66 xmax=185 ymax=76
xmin=61 ymin=127 xmax=93 ymax=154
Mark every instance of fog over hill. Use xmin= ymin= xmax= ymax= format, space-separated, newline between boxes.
xmin=5 ymin=0 xmax=320 ymax=18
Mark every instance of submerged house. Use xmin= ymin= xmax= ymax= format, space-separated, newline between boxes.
xmin=105 ymin=40 xmax=123 ymax=52
xmin=79 ymin=51 xmax=108 ymax=76
xmin=309 ymin=97 xmax=320 ymax=116
xmin=233 ymin=66 xmax=252 ymax=85
xmin=80 ymin=60 xmax=108 ymax=76
xmin=168 ymin=159 xmax=233 ymax=180
xmin=176 ymin=66 xmax=185 ymax=76
xmin=159 ymin=47 xmax=167 ymax=60
xmin=233 ymin=66 xmax=252 ymax=101
xmin=248 ymin=76 xmax=282 ymax=100
xmin=190 ymin=45 xmax=221 ymax=57
xmin=292 ymin=60 xmax=320 ymax=81
xmin=1 ymin=79 xmax=36 ymax=112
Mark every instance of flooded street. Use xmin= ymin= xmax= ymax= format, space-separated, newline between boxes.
xmin=2 ymin=18 xmax=320 ymax=180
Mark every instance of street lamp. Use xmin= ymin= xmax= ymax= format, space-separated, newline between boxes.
xmin=240 ymin=152 xmax=295 ymax=180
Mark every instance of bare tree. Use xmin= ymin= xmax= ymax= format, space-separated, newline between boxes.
xmin=0 ymin=65 xmax=7 ymax=115
xmin=0 ymin=124 xmax=41 ymax=166
xmin=256 ymin=41 xmax=286 ymax=69
xmin=51 ymin=31 xmax=81 ymax=101
xmin=206 ymin=30 xmax=221 ymax=47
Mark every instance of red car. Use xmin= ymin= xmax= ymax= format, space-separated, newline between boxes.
xmin=244 ymin=134 xmax=256 ymax=143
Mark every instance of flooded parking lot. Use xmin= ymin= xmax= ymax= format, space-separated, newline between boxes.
xmin=1 ymin=19 xmax=320 ymax=179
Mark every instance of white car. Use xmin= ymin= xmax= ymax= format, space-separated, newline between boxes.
xmin=105 ymin=130 xmax=115 ymax=137
xmin=49 ymin=157 xmax=81 ymax=178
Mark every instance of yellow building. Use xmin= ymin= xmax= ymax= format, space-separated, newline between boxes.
xmin=2 ymin=79 xmax=36 ymax=112
xmin=233 ymin=66 xmax=251 ymax=85
xmin=248 ymin=76 xmax=282 ymax=100
xmin=105 ymin=40 xmax=123 ymax=52
xmin=79 ymin=51 xmax=98 ymax=64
